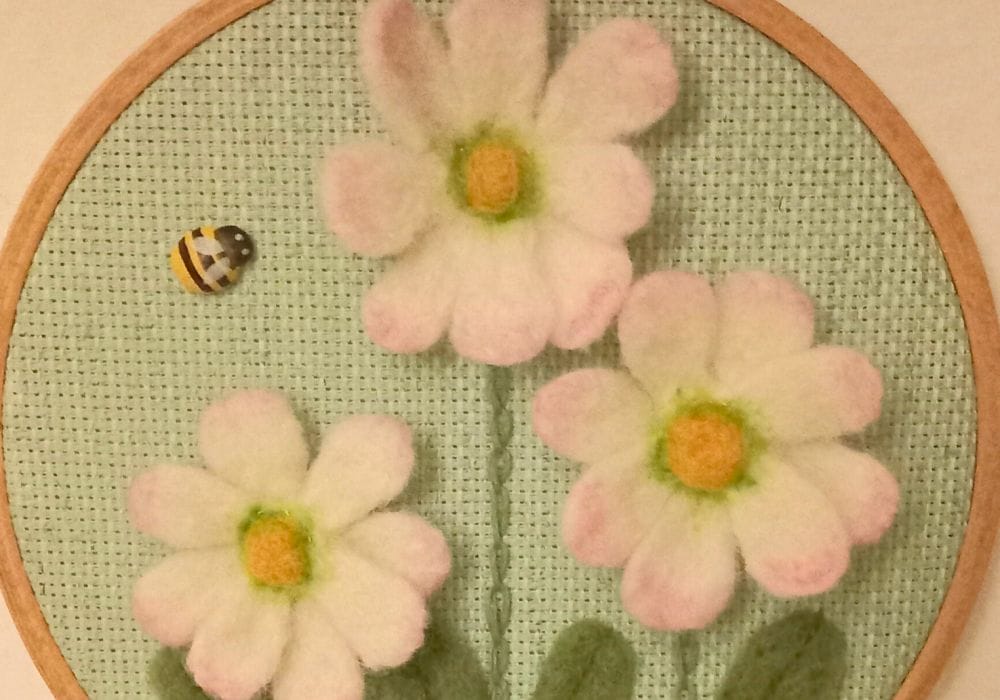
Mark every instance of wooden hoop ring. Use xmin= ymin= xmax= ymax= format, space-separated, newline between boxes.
xmin=1 ymin=1 xmax=997 ymax=697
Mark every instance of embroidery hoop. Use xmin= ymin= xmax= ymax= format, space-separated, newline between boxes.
xmin=0 ymin=1 xmax=997 ymax=697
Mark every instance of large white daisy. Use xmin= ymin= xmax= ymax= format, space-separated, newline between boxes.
xmin=321 ymin=0 xmax=678 ymax=365
xmin=532 ymin=271 xmax=899 ymax=630
xmin=128 ymin=390 xmax=450 ymax=700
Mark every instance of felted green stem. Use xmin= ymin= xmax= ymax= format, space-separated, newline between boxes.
xmin=673 ymin=632 xmax=700 ymax=700
xmin=487 ymin=365 xmax=514 ymax=700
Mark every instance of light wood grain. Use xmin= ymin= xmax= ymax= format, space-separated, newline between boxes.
xmin=1 ymin=0 xmax=996 ymax=698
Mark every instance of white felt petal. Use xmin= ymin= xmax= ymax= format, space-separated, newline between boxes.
xmin=321 ymin=143 xmax=440 ymax=258
xmin=562 ymin=465 xmax=666 ymax=568
xmin=617 ymin=271 xmax=717 ymax=400
xmin=448 ymin=223 xmax=556 ymax=366
xmin=725 ymin=346 xmax=883 ymax=443
xmin=533 ymin=368 xmax=653 ymax=465
xmin=540 ymin=224 xmax=633 ymax=349
xmin=343 ymin=511 xmax=451 ymax=595
xmin=315 ymin=546 xmax=428 ymax=670
xmin=187 ymin=585 xmax=292 ymax=700
xmin=714 ymin=272 xmax=815 ymax=384
xmin=128 ymin=465 xmax=248 ymax=549
xmin=271 ymin=602 xmax=364 ymax=700
xmin=537 ymin=19 xmax=678 ymax=142
xmin=782 ymin=442 xmax=899 ymax=545
xmin=621 ymin=500 xmax=737 ymax=630
xmin=360 ymin=0 xmax=455 ymax=147
xmin=544 ymin=144 xmax=654 ymax=242
xmin=199 ymin=390 xmax=310 ymax=500
xmin=301 ymin=415 xmax=414 ymax=532
xmin=730 ymin=456 xmax=851 ymax=597
xmin=132 ymin=548 xmax=239 ymax=647
xmin=445 ymin=0 xmax=547 ymax=130
xmin=363 ymin=225 xmax=461 ymax=354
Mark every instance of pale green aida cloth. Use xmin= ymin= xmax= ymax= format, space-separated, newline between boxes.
xmin=2 ymin=0 xmax=975 ymax=698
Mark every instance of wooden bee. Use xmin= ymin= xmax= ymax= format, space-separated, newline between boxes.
xmin=170 ymin=226 xmax=254 ymax=293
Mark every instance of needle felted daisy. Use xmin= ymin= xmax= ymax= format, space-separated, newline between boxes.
xmin=321 ymin=0 xmax=678 ymax=366
xmin=128 ymin=390 xmax=451 ymax=700
xmin=532 ymin=271 xmax=900 ymax=630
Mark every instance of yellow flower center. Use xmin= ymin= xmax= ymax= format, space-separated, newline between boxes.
xmin=239 ymin=509 xmax=312 ymax=590
xmin=465 ymin=142 xmax=521 ymax=215
xmin=665 ymin=412 xmax=745 ymax=491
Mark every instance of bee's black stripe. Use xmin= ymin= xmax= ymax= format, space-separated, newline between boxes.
xmin=192 ymin=227 xmax=234 ymax=290
xmin=190 ymin=228 xmax=214 ymax=280
xmin=178 ymin=237 xmax=212 ymax=293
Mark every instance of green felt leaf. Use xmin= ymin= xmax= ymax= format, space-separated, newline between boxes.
xmin=149 ymin=647 xmax=213 ymax=700
xmin=364 ymin=618 xmax=490 ymax=700
xmin=717 ymin=610 xmax=847 ymax=700
xmin=531 ymin=619 xmax=637 ymax=700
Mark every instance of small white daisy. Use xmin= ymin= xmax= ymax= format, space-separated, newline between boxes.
xmin=321 ymin=0 xmax=678 ymax=365
xmin=533 ymin=271 xmax=899 ymax=630
xmin=128 ymin=390 xmax=450 ymax=700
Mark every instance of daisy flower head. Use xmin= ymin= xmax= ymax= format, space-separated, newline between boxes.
xmin=128 ymin=390 xmax=451 ymax=700
xmin=321 ymin=0 xmax=679 ymax=366
xmin=532 ymin=271 xmax=900 ymax=630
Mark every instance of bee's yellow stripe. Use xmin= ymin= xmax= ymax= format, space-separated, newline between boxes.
xmin=169 ymin=244 xmax=202 ymax=293
xmin=171 ymin=231 xmax=212 ymax=293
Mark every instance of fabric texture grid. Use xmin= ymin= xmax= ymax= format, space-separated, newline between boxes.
xmin=1 ymin=0 xmax=976 ymax=698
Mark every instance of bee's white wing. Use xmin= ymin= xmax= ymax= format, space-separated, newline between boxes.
xmin=202 ymin=261 xmax=232 ymax=284
xmin=193 ymin=237 xmax=225 ymax=256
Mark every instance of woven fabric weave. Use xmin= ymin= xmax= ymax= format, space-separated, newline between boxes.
xmin=2 ymin=1 xmax=975 ymax=698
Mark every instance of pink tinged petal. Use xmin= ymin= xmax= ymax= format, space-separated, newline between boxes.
xmin=301 ymin=415 xmax=415 ymax=532
xmin=782 ymin=442 xmax=899 ymax=545
xmin=541 ymin=224 xmax=633 ymax=349
xmin=315 ymin=546 xmax=428 ymax=671
xmin=714 ymin=272 xmax=816 ymax=384
xmin=445 ymin=0 xmax=548 ymax=130
xmin=730 ymin=456 xmax=851 ymax=598
xmin=563 ymin=465 xmax=666 ymax=567
xmin=186 ymin=586 xmax=292 ymax=700
xmin=199 ymin=390 xmax=310 ymax=500
xmin=271 ymin=602 xmax=364 ymax=700
xmin=342 ymin=511 xmax=451 ymax=595
xmin=132 ymin=548 xmax=238 ymax=647
xmin=360 ymin=0 xmax=455 ymax=147
xmin=448 ymin=223 xmax=556 ymax=366
xmin=617 ymin=271 xmax=718 ymax=400
xmin=536 ymin=19 xmax=678 ymax=142
xmin=363 ymin=226 xmax=461 ymax=354
xmin=321 ymin=143 xmax=441 ymax=258
xmin=544 ymin=144 xmax=655 ymax=242
xmin=621 ymin=500 xmax=737 ymax=630
xmin=128 ymin=465 xmax=248 ymax=549
xmin=726 ymin=346 xmax=883 ymax=443
xmin=532 ymin=368 xmax=653 ymax=464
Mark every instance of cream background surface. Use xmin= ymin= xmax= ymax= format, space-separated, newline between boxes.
xmin=0 ymin=1 xmax=997 ymax=698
